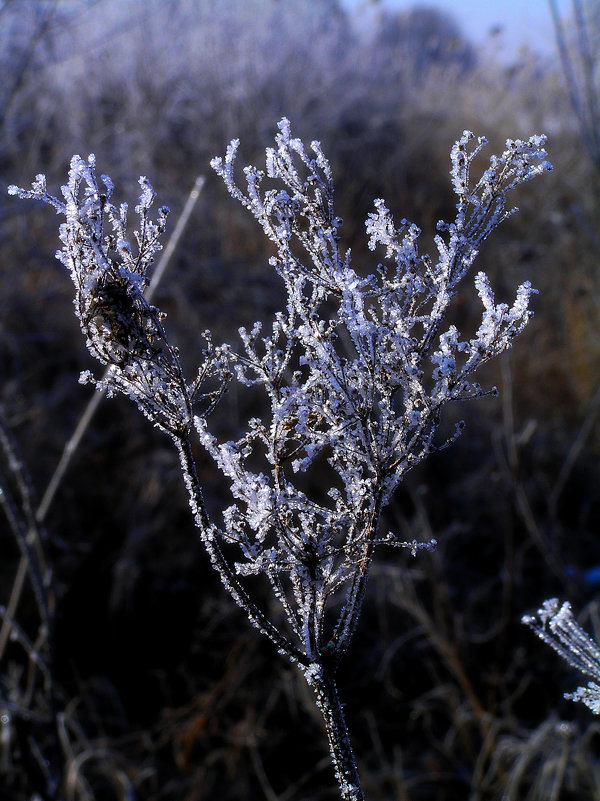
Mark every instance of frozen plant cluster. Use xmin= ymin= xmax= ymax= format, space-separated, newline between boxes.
xmin=8 ymin=158 xmax=227 ymax=437
xmin=523 ymin=600 xmax=600 ymax=715
xmin=10 ymin=120 xmax=551 ymax=801
xmin=205 ymin=121 xmax=550 ymax=667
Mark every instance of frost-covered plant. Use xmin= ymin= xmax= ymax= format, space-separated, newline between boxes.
xmin=523 ymin=599 xmax=600 ymax=715
xmin=10 ymin=119 xmax=551 ymax=801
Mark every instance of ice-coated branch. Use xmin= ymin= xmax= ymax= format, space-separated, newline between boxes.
xmin=9 ymin=158 xmax=227 ymax=437
xmin=11 ymin=119 xmax=551 ymax=801
xmin=208 ymin=119 xmax=551 ymax=668
xmin=9 ymin=158 xmax=305 ymax=667
xmin=523 ymin=599 xmax=600 ymax=715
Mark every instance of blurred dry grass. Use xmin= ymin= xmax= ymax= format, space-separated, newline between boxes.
xmin=1 ymin=1 xmax=600 ymax=799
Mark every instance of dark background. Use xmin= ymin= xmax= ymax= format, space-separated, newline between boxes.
xmin=1 ymin=1 xmax=600 ymax=799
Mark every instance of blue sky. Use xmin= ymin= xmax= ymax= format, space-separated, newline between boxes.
xmin=341 ymin=0 xmax=567 ymax=61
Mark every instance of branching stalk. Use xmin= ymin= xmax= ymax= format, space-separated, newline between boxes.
xmin=9 ymin=119 xmax=550 ymax=799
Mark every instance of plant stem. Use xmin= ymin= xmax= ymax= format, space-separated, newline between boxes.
xmin=304 ymin=663 xmax=364 ymax=801
xmin=175 ymin=435 xmax=307 ymax=664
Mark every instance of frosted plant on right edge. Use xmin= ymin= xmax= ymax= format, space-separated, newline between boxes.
xmin=524 ymin=599 xmax=600 ymax=715
xmin=10 ymin=121 xmax=551 ymax=801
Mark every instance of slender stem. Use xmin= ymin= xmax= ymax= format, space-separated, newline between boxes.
xmin=327 ymin=494 xmax=383 ymax=668
xmin=175 ymin=435 xmax=307 ymax=665
xmin=303 ymin=663 xmax=364 ymax=801
xmin=36 ymin=174 xmax=206 ymax=525
xmin=145 ymin=175 xmax=206 ymax=302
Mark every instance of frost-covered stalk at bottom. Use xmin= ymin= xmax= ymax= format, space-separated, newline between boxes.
xmin=304 ymin=664 xmax=363 ymax=801
xmin=10 ymin=120 xmax=550 ymax=800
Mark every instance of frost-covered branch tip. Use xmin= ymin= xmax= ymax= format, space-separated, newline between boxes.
xmin=9 ymin=157 xmax=229 ymax=437
xmin=523 ymin=599 xmax=600 ymax=715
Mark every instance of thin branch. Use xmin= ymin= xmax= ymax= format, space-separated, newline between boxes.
xmin=1 ymin=175 xmax=205 ymax=673
xmin=36 ymin=173 xmax=205 ymax=524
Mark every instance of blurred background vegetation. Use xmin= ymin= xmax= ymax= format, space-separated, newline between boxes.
xmin=1 ymin=0 xmax=600 ymax=798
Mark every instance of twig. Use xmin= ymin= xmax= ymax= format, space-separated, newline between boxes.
xmin=1 ymin=174 xmax=205 ymax=671
xmin=36 ymin=174 xmax=206 ymax=523
xmin=549 ymin=0 xmax=600 ymax=168
xmin=0 ymin=416 xmax=53 ymax=662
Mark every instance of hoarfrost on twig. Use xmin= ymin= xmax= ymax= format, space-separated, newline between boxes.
xmin=11 ymin=118 xmax=551 ymax=801
xmin=523 ymin=599 xmax=600 ymax=715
